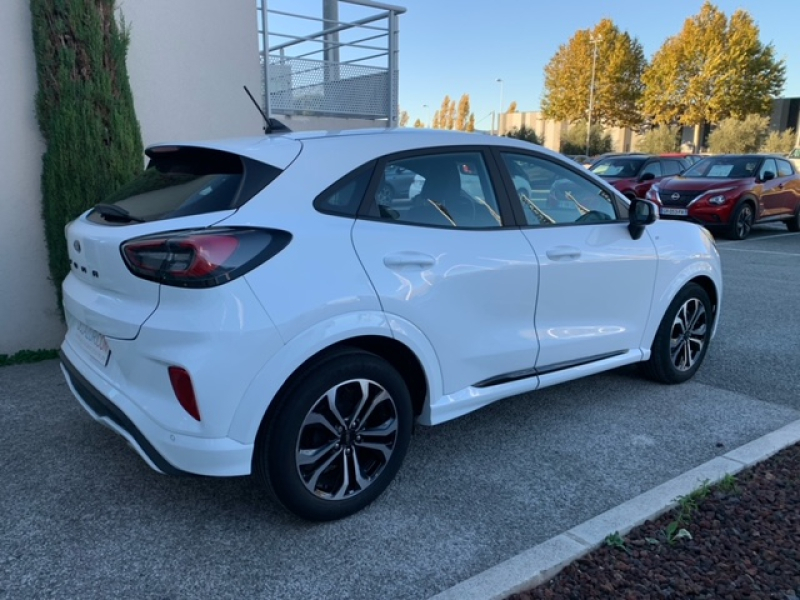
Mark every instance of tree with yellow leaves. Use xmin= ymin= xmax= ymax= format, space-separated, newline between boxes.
xmin=542 ymin=18 xmax=646 ymax=128
xmin=642 ymin=1 xmax=785 ymax=148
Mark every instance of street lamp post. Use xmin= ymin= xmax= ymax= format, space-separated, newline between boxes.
xmin=496 ymin=78 xmax=504 ymax=135
xmin=586 ymin=36 xmax=601 ymax=156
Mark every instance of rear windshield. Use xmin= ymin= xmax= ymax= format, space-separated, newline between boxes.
xmin=88 ymin=147 xmax=281 ymax=224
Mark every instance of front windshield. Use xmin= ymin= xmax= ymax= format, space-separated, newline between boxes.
xmin=682 ymin=156 xmax=760 ymax=179
xmin=590 ymin=157 xmax=647 ymax=178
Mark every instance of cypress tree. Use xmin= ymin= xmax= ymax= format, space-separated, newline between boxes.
xmin=30 ymin=0 xmax=143 ymax=310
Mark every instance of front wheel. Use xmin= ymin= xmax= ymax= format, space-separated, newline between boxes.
xmin=643 ymin=283 xmax=712 ymax=384
xmin=254 ymin=350 xmax=412 ymax=521
xmin=727 ymin=202 xmax=754 ymax=240
xmin=785 ymin=207 xmax=800 ymax=232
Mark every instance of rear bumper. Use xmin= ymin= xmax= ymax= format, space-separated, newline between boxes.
xmin=60 ymin=343 xmax=254 ymax=477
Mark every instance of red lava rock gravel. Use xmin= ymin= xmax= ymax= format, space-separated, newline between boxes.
xmin=508 ymin=443 xmax=800 ymax=600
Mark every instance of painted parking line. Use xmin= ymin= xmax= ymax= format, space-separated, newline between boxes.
xmin=717 ymin=246 xmax=800 ymax=257
xmin=715 ymin=230 xmax=800 ymax=246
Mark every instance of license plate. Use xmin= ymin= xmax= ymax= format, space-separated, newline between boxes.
xmin=660 ymin=207 xmax=688 ymax=216
xmin=73 ymin=321 xmax=111 ymax=366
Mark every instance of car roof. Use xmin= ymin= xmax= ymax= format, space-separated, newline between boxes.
xmin=147 ymin=127 xmax=564 ymax=169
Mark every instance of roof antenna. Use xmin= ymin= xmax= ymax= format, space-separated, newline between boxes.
xmin=243 ymin=86 xmax=291 ymax=134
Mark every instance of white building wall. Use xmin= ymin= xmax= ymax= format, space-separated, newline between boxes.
xmin=119 ymin=0 xmax=264 ymax=146
xmin=0 ymin=2 xmax=64 ymax=354
xmin=0 ymin=1 xmax=263 ymax=354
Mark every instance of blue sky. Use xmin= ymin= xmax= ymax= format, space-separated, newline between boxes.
xmin=331 ymin=0 xmax=799 ymax=128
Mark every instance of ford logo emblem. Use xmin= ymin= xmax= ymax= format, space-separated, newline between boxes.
xmin=671 ymin=193 xmax=681 ymax=202
xmin=73 ymin=240 xmax=81 ymax=253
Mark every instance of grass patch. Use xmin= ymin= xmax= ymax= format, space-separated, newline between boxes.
xmin=0 ymin=349 xmax=59 ymax=367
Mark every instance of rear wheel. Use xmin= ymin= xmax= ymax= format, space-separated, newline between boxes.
xmin=643 ymin=283 xmax=712 ymax=384
xmin=727 ymin=202 xmax=754 ymax=240
xmin=254 ymin=349 xmax=412 ymax=521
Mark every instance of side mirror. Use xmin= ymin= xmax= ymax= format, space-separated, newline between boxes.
xmin=760 ymin=170 xmax=776 ymax=182
xmin=639 ymin=172 xmax=656 ymax=182
xmin=628 ymin=198 xmax=657 ymax=240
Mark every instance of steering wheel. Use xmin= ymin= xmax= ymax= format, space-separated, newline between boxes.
xmin=576 ymin=210 xmax=613 ymax=223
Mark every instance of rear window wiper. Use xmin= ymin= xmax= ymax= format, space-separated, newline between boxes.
xmin=91 ymin=203 xmax=145 ymax=223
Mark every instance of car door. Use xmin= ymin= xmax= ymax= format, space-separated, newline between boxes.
xmin=352 ymin=149 xmax=540 ymax=394
xmin=497 ymin=150 xmax=659 ymax=370
xmin=757 ymin=158 xmax=785 ymax=217
xmin=775 ymin=159 xmax=800 ymax=216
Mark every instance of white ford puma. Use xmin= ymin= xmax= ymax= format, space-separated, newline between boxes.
xmin=60 ymin=128 xmax=722 ymax=521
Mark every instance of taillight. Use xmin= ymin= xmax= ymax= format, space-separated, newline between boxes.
xmin=168 ymin=366 xmax=200 ymax=421
xmin=121 ymin=228 xmax=290 ymax=287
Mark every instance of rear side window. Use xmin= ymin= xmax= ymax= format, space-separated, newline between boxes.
xmin=88 ymin=147 xmax=281 ymax=225
xmin=776 ymin=159 xmax=793 ymax=177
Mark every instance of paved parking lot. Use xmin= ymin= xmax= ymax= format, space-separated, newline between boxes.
xmin=1 ymin=225 xmax=799 ymax=600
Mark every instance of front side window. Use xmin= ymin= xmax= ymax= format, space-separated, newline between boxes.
xmin=640 ymin=161 xmax=662 ymax=178
xmin=502 ymin=153 xmax=618 ymax=226
xmin=662 ymin=160 xmax=684 ymax=176
xmin=759 ymin=158 xmax=778 ymax=180
xmin=372 ymin=152 xmax=503 ymax=229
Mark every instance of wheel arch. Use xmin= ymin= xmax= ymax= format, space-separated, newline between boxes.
xmin=251 ymin=336 xmax=428 ymax=473
xmin=736 ymin=194 xmax=759 ymax=219
xmin=687 ymin=274 xmax=719 ymax=327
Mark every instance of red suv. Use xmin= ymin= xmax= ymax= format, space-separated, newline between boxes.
xmin=646 ymin=154 xmax=800 ymax=239
xmin=590 ymin=154 xmax=692 ymax=200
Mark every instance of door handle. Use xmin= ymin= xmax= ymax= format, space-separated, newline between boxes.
xmin=383 ymin=252 xmax=436 ymax=268
xmin=546 ymin=246 xmax=581 ymax=261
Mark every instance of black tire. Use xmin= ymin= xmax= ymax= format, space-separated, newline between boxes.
xmin=726 ymin=201 xmax=755 ymax=240
xmin=643 ymin=283 xmax=712 ymax=384
xmin=254 ymin=349 xmax=412 ymax=521
xmin=785 ymin=207 xmax=800 ymax=232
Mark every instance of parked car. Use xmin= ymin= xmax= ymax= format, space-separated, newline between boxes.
xmin=59 ymin=128 xmax=722 ymax=521
xmin=788 ymin=147 xmax=800 ymax=171
xmin=566 ymin=154 xmax=591 ymax=166
xmin=590 ymin=154 xmax=692 ymax=200
xmin=646 ymin=154 xmax=800 ymax=239
xmin=376 ymin=163 xmax=417 ymax=203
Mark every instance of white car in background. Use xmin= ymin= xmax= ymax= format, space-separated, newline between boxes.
xmin=60 ymin=128 xmax=722 ymax=521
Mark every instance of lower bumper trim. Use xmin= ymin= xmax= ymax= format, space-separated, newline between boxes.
xmin=60 ymin=350 xmax=189 ymax=476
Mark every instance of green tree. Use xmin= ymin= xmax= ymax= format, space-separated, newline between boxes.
xmin=636 ymin=126 xmax=681 ymax=154
xmin=642 ymin=2 xmax=785 ymax=148
xmin=504 ymin=126 xmax=542 ymax=145
xmin=760 ymin=129 xmax=796 ymax=154
xmin=30 ymin=0 xmax=143 ymax=310
xmin=706 ymin=114 xmax=770 ymax=154
xmin=542 ymin=18 xmax=646 ymax=128
xmin=560 ymin=121 xmax=611 ymax=156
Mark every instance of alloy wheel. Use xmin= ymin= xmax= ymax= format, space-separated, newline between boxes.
xmin=669 ymin=298 xmax=708 ymax=371
xmin=295 ymin=378 xmax=398 ymax=500
xmin=736 ymin=205 xmax=754 ymax=239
